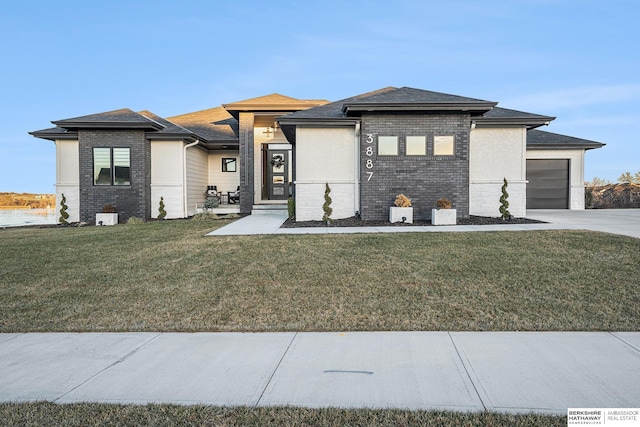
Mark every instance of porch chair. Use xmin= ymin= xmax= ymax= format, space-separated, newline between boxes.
xmin=206 ymin=185 xmax=221 ymax=202
xmin=228 ymin=186 xmax=240 ymax=204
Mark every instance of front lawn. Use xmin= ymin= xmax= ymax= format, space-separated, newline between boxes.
xmin=1 ymin=219 xmax=638 ymax=332
xmin=0 ymin=403 xmax=566 ymax=427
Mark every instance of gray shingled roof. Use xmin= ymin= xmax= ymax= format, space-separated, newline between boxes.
xmin=28 ymin=126 xmax=78 ymax=140
xmin=168 ymin=106 xmax=239 ymax=143
xmin=280 ymin=87 xmax=497 ymax=121
xmin=137 ymin=110 xmax=195 ymax=139
xmin=52 ymin=108 xmax=163 ymax=130
xmin=527 ymin=129 xmax=605 ymax=150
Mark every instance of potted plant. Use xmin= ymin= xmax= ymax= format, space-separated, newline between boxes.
xmin=432 ymin=197 xmax=456 ymax=225
xmin=389 ymin=194 xmax=413 ymax=223
xmin=96 ymin=204 xmax=118 ymax=226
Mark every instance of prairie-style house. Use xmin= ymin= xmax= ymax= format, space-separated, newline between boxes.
xmin=31 ymin=86 xmax=604 ymax=223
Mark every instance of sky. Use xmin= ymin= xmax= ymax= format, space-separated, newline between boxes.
xmin=1 ymin=0 xmax=638 ymax=193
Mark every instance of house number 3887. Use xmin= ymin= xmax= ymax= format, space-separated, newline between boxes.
xmin=365 ymin=133 xmax=374 ymax=181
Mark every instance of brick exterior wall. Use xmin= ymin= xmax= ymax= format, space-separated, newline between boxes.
xmin=359 ymin=112 xmax=470 ymax=220
xmin=238 ymin=112 xmax=254 ymax=214
xmin=78 ymin=129 xmax=151 ymax=224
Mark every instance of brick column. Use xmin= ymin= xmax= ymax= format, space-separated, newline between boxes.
xmin=238 ymin=112 xmax=255 ymax=214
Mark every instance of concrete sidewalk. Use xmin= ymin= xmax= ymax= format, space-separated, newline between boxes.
xmin=1 ymin=332 xmax=639 ymax=414
xmin=207 ymin=209 xmax=640 ymax=238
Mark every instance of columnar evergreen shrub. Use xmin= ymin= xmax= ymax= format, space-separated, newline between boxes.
xmin=59 ymin=193 xmax=69 ymax=225
xmin=499 ymin=178 xmax=511 ymax=220
xmin=158 ymin=196 xmax=167 ymax=219
xmin=322 ymin=182 xmax=332 ymax=224
xmin=287 ymin=197 xmax=295 ymax=220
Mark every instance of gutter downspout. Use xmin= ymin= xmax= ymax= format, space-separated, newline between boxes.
xmin=183 ymin=139 xmax=200 ymax=218
xmin=354 ymin=122 xmax=361 ymax=215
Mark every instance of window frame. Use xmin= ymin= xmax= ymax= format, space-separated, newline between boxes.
xmin=433 ymin=135 xmax=455 ymax=156
xmin=93 ymin=147 xmax=131 ymax=186
xmin=406 ymin=135 xmax=427 ymax=156
xmin=377 ymin=136 xmax=398 ymax=156
xmin=222 ymin=157 xmax=237 ymax=172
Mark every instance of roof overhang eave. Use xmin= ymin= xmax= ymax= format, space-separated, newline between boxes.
xmin=51 ymin=121 xmax=164 ymax=131
xmin=342 ymin=102 xmax=498 ymax=114
xmin=527 ymin=142 xmax=605 ymax=151
xmin=29 ymin=130 xmax=79 ymax=141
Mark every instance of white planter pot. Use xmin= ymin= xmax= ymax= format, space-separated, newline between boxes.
xmin=96 ymin=213 xmax=118 ymax=226
xmin=389 ymin=206 xmax=413 ymax=224
xmin=431 ymin=208 xmax=456 ymax=225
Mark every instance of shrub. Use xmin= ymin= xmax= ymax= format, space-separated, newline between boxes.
xmin=585 ymin=187 xmax=593 ymax=208
xmin=203 ymin=197 xmax=219 ymax=209
xmin=158 ymin=197 xmax=167 ymax=220
xmin=322 ymin=183 xmax=332 ymax=224
xmin=436 ymin=198 xmax=451 ymax=209
xmin=499 ymin=178 xmax=511 ymax=220
xmin=59 ymin=193 xmax=69 ymax=225
xmin=126 ymin=217 xmax=145 ymax=225
xmin=102 ymin=204 xmax=117 ymax=213
xmin=287 ymin=197 xmax=295 ymax=220
xmin=394 ymin=194 xmax=412 ymax=207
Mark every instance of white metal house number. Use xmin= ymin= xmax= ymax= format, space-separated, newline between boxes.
xmin=365 ymin=133 xmax=374 ymax=181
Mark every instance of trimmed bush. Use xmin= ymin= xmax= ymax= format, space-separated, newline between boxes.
xmin=59 ymin=193 xmax=69 ymax=225
xmin=322 ymin=183 xmax=332 ymax=224
xmin=158 ymin=197 xmax=167 ymax=220
xmin=499 ymin=178 xmax=511 ymax=220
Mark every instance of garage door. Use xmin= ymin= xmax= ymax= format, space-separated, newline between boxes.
xmin=526 ymin=159 xmax=569 ymax=209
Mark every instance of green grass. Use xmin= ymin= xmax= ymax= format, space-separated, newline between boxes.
xmin=1 ymin=219 xmax=638 ymax=332
xmin=0 ymin=403 xmax=566 ymax=427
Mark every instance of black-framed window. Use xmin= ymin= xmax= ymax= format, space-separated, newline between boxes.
xmin=93 ymin=147 xmax=131 ymax=185
xmin=222 ymin=157 xmax=237 ymax=172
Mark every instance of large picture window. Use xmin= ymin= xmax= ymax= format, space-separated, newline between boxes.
xmin=94 ymin=147 xmax=130 ymax=185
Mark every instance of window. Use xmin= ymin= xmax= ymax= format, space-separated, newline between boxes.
xmin=222 ymin=157 xmax=237 ymax=172
xmin=434 ymin=136 xmax=455 ymax=156
xmin=378 ymin=136 xmax=398 ymax=155
xmin=406 ymin=136 xmax=426 ymax=155
xmin=94 ymin=148 xmax=130 ymax=186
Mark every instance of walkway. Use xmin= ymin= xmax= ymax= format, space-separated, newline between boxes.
xmin=208 ymin=209 xmax=640 ymax=238
xmin=1 ymin=332 xmax=639 ymax=414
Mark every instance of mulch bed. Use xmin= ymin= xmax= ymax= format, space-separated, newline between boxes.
xmin=282 ymin=215 xmax=545 ymax=228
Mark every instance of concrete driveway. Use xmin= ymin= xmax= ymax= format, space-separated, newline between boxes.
xmin=526 ymin=209 xmax=640 ymax=239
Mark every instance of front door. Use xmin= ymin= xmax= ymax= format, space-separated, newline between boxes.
xmin=266 ymin=150 xmax=289 ymax=200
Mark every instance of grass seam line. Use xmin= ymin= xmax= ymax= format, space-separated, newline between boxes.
xmin=254 ymin=332 xmax=298 ymax=408
xmin=52 ymin=332 xmax=163 ymax=403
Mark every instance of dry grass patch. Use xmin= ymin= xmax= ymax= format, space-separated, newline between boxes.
xmin=0 ymin=402 xmax=566 ymax=427
xmin=0 ymin=219 xmax=638 ymax=332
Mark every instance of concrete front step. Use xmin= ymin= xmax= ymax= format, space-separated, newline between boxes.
xmin=252 ymin=204 xmax=288 ymax=216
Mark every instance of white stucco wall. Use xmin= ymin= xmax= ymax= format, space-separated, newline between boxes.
xmin=55 ymin=139 xmax=80 ymax=223
xmin=295 ymin=127 xmax=356 ymax=221
xmin=469 ymin=127 xmax=527 ymax=217
xmin=186 ymin=146 xmax=209 ymax=216
xmin=526 ymin=149 xmax=586 ymax=210
xmin=208 ymin=150 xmax=240 ymax=195
xmin=151 ymin=140 xmax=184 ymax=219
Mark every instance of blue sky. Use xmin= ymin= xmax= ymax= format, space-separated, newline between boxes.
xmin=1 ymin=0 xmax=638 ymax=193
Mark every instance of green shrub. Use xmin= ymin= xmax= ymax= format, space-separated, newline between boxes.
xmin=126 ymin=217 xmax=145 ymax=225
xmin=585 ymin=187 xmax=593 ymax=208
xmin=322 ymin=183 xmax=332 ymax=224
xmin=203 ymin=197 xmax=219 ymax=209
xmin=287 ymin=197 xmax=295 ymax=220
xmin=59 ymin=193 xmax=69 ymax=225
xmin=158 ymin=197 xmax=167 ymax=219
xmin=499 ymin=177 xmax=511 ymax=220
